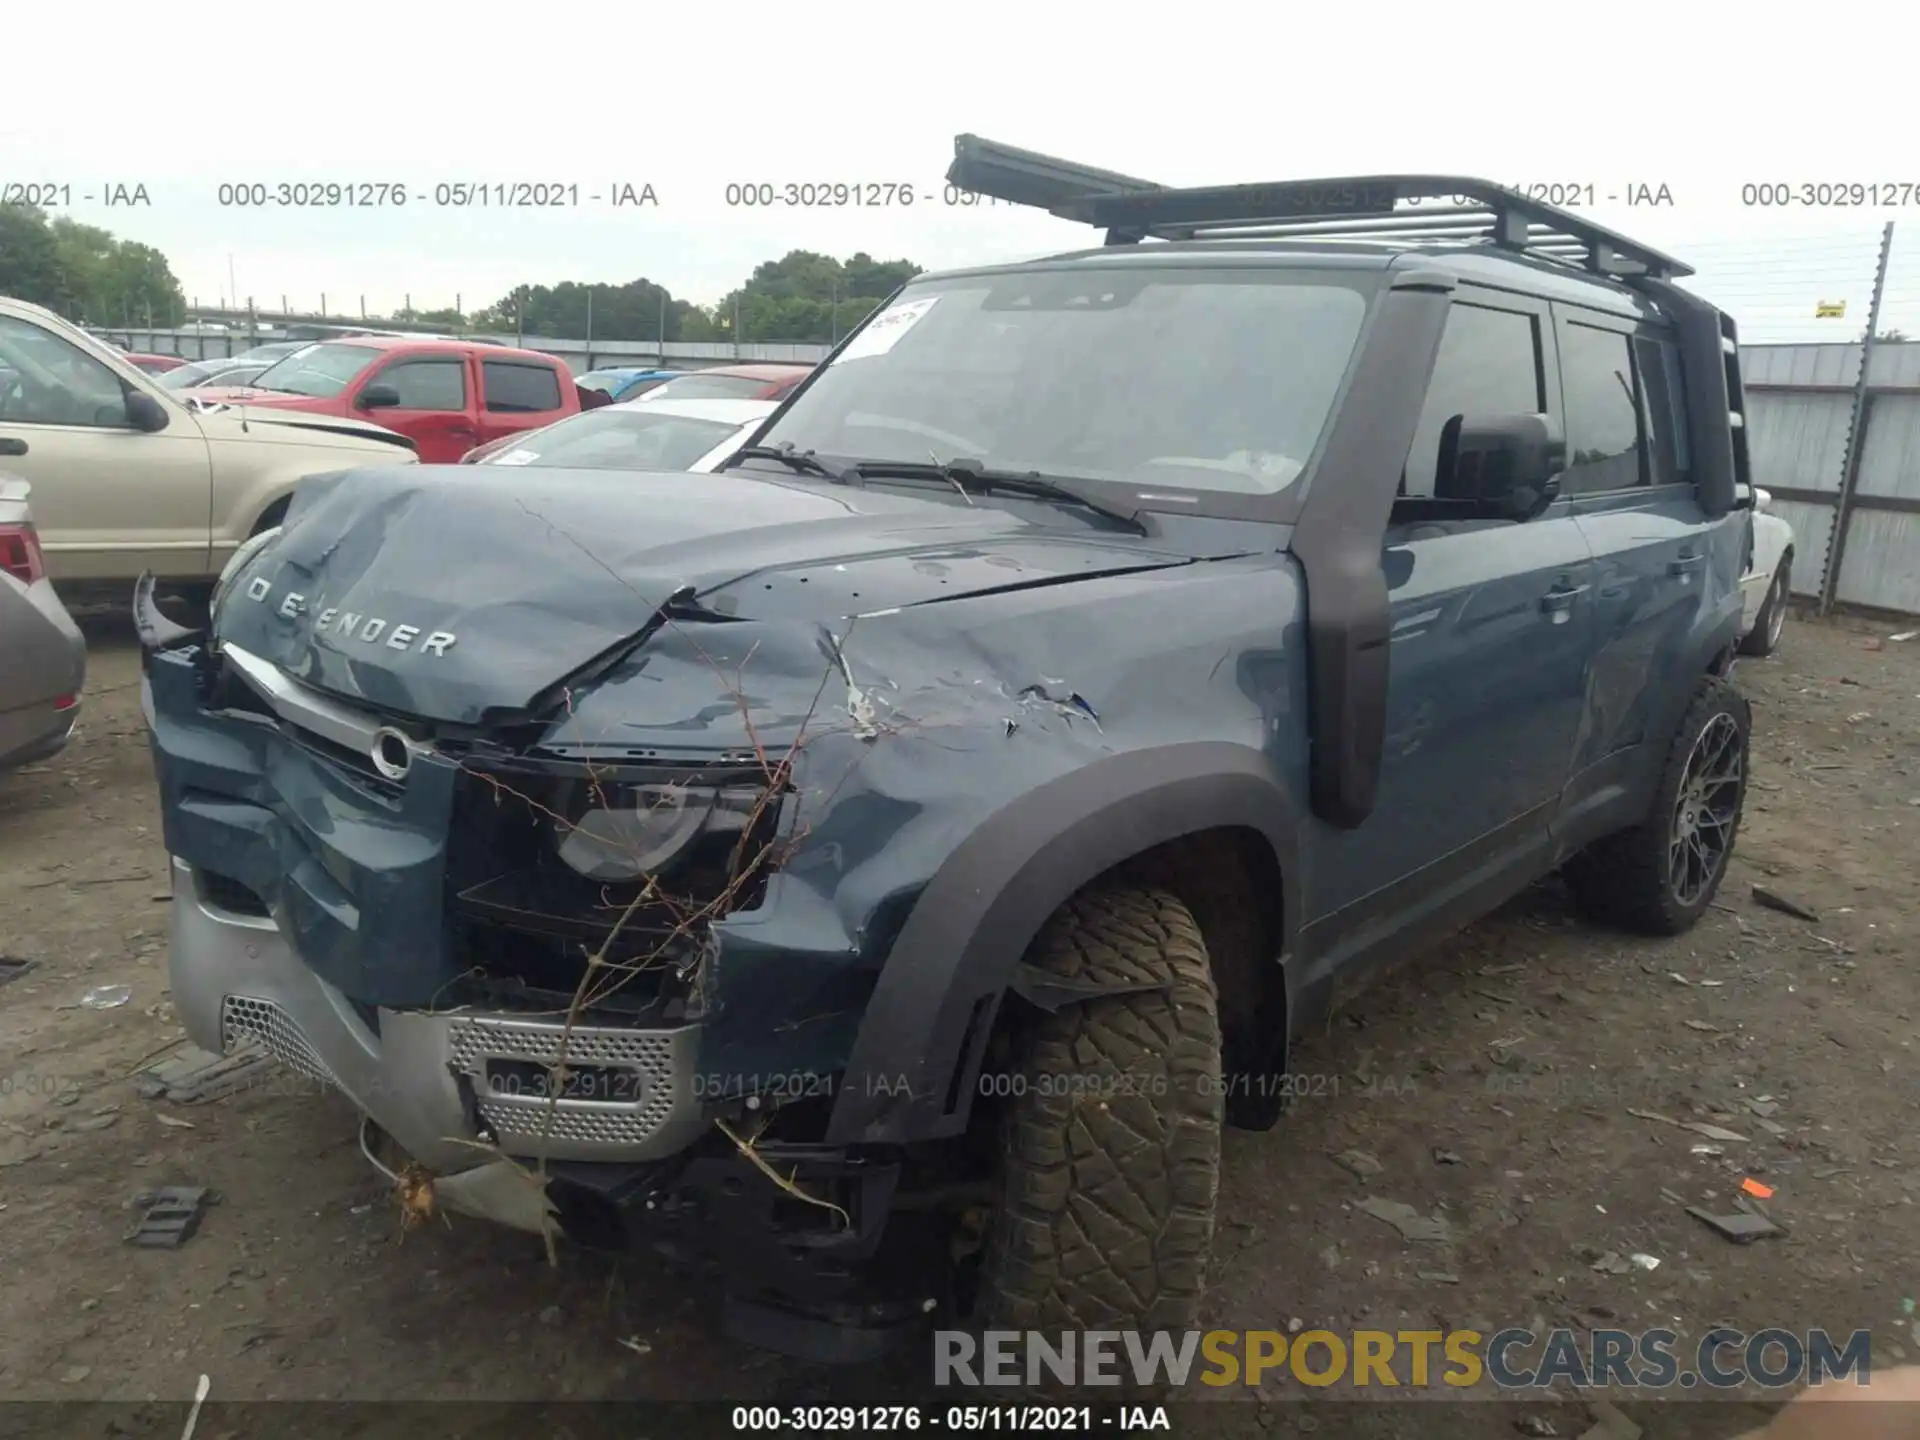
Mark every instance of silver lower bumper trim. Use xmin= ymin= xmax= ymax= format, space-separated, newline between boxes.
xmin=167 ymin=858 xmax=709 ymax=1180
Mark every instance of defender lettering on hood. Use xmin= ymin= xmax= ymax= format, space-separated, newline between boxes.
xmin=241 ymin=575 xmax=456 ymax=656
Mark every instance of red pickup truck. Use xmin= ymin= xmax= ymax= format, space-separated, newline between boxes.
xmin=191 ymin=337 xmax=581 ymax=463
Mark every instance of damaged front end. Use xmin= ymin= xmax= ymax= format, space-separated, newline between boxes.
xmin=136 ymin=461 xmax=1227 ymax=1349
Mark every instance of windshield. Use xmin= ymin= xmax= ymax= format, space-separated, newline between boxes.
xmin=159 ymin=362 xmax=218 ymax=389
xmin=234 ymin=342 xmax=305 ymax=363
xmin=754 ymin=268 xmax=1369 ymax=499
xmin=641 ymin=372 xmax=772 ymax=402
xmin=484 ymin=408 xmax=739 ymax=471
xmin=243 ymin=342 xmax=380 ymax=398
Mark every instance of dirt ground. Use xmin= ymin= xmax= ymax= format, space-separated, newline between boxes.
xmin=3 ymin=606 xmax=1918 ymax=1438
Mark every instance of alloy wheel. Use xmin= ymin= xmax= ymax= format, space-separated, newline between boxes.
xmin=1764 ymin=571 xmax=1788 ymax=649
xmin=1669 ymin=712 xmax=1743 ymax=906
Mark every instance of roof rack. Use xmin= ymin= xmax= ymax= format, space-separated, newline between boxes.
xmin=947 ymin=135 xmax=1692 ymax=282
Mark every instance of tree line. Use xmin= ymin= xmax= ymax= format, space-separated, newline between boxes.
xmin=0 ymin=204 xmax=185 ymax=326
xmin=0 ymin=202 xmax=919 ymax=343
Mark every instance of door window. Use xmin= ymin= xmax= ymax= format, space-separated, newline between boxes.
xmin=1402 ymin=303 xmax=1544 ymax=497
xmin=373 ymin=358 xmax=467 ymax=410
xmin=482 ymin=360 xmax=563 ymax=413
xmin=1559 ymin=322 xmax=1645 ymax=495
xmin=0 ymin=316 xmax=132 ymax=428
xmin=1632 ymin=336 xmax=1690 ymax=485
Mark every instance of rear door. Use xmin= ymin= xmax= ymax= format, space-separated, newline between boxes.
xmin=352 ymin=351 xmax=474 ymax=463
xmin=1304 ymin=292 xmax=1598 ymax=951
xmin=1555 ymin=308 xmax=1712 ymax=836
xmin=478 ymin=357 xmax=571 ymax=447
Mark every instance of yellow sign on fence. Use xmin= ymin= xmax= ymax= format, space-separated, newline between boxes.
xmin=1816 ymin=300 xmax=1848 ymax=318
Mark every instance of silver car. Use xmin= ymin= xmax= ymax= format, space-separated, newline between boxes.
xmin=0 ymin=476 xmax=85 ymax=770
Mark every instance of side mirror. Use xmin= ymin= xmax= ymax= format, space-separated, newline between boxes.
xmin=1436 ymin=412 xmax=1566 ymax=521
xmin=358 ymin=384 xmax=401 ymax=410
xmin=1754 ymin=486 xmax=1773 ymax=512
xmin=123 ymin=390 xmax=170 ymax=433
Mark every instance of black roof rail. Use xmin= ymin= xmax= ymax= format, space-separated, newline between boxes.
xmin=945 ymin=136 xmax=1693 ymax=282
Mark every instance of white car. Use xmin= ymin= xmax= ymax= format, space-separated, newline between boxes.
xmin=470 ymin=396 xmax=776 ymax=474
xmin=1738 ymin=485 xmax=1794 ymax=657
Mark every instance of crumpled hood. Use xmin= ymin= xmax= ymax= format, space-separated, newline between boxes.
xmin=212 ymin=463 xmax=1200 ymax=725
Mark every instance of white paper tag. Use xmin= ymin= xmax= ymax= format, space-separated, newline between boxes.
xmin=832 ymin=296 xmax=940 ymax=364
xmin=490 ymin=449 xmax=539 ymax=466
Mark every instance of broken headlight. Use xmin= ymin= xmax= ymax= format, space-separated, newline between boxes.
xmin=555 ymin=782 xmax=763 ymax=882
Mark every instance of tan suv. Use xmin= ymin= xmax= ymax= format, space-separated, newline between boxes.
xmin=0 ymin=297 xmax=418 ymax=589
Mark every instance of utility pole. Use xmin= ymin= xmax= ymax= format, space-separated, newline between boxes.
xmin=1820 ymin=221 xmax=1897 ymax=616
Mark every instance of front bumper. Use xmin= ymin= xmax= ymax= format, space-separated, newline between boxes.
xmin=168 ymin=855 xmax=709 ymax=1222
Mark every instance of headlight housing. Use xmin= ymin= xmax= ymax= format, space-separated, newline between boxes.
xmin=210 ymin=525 xmax=282 ymax=621
xmin=555 ymin=782 xmax=763 ymax=882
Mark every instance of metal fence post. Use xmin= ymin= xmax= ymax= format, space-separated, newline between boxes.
xmin=1820 ymin=221 xmax=1896 ymax=616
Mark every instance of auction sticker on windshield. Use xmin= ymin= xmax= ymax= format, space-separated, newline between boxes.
xmin=833 ymin=296 xmax=940 ymax=364
xmin=489 ymin=449 xmax=540 ymax=466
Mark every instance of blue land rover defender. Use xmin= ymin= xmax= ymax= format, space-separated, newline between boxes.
xmin=139 ymin=136 xmax=1756 ymax=1360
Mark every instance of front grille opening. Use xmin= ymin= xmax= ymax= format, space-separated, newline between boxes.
xmin=444 ymin=757 xmax=787 ymax=1005
xmin=197 ymin=868 xmax=270 ymax=917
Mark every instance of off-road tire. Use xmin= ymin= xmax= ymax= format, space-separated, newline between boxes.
xmin=1563 ymin=676 xmax=1751 ymax=936
xmin=974 ymin=885 xmax=1223 ymax=1334
xmin=1739 ymin=555 xmax=1791 ymax=658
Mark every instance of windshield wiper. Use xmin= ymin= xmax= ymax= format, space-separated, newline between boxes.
xmin=844 ymin=458 xmax=1143 ymax=530
xmin=723 ymin=443 xmax=860 ymax=483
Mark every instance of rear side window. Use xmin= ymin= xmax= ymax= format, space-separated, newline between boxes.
xmin=483 ymin=360 xmax=564 ymax=413
xmin=1402 ymin=303 xmax=1544 ymax=497
xmin=1633 ymin=336 xmax=1690 ymax=484
xmin=377 ymin=358 xmax=467 ymax=411
xmin=1559 ymin=322 xmax=1644 ymax=495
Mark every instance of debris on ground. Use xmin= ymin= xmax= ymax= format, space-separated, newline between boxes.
xmin=1592 ymin=1252 xmax=1635 ymax=1275
xmin=397 ymin=1164 xmax=437 ymax=1230
xmin=135 ymin=1045 xmax=276 ymax=1105
xmin=1686 ymin=1205 xmax=1786 ymax=1244
xmin=618 ymin=1335 xmax=653 ymax=1356
xmin=126 ymin=1186 xmax=213 ymax=1248
xmin=1515 ymin=1417 xmax=1559 ymax=1437
xmin=1578 ymin=1398 xmax=1643 ymax=1440
xmin=1332 ymin=1148 xmax=1383 ymax=1179
xmin=1752 ymin=886 xmax=1821 ymax=923
xmin=1629 ymin=1253 xmax=1661 ymax=1271
xmin=1741 ymin=1178 xmax=1776 ymax=1199
xmin=1891 ymin=630 xmax=1919 ymax=643
xmin=1355 ymin=1197 xmax=1452 ymax=1243
xmin=1432 ymin=1148 xmax=1464 ymax=1165
xmin=78 ymin=984 xmax=132 ymax=1010
xmin=1627 ymin=1108 xmax=1750 ymax=1144
xmin=0 ymin=955 xmax=37 ymax=987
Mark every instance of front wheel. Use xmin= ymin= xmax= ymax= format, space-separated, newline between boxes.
xmin=972 ymin=885 xmax=1222 ymax=1334
xmin=1740 ymin=556 xmax=1791 ymax=657
xmin=1563 ymin=676 xmax=1751 ymax=936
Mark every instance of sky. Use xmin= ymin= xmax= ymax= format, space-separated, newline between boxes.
xmin=6 ymin=0 xmax=1917 ymax=344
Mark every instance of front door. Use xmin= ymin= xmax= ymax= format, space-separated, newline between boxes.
xmin=1301 ymin=293 xmax=1596 ymax=973
xmin=352 ymin=352 xmax=477 ymax=463
xmin=0 ymin=313 xmax=213 ymax=581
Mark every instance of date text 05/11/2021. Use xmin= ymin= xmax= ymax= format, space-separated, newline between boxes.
xmin=730 ymin=1404 xmax=1170 ymax=1432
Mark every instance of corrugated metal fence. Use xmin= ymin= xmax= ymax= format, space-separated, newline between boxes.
xmin=1745 ymin=340 xmax=1920 ymax=615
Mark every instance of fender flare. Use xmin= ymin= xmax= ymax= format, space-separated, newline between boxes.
xmin=822 ymin=741 xmax=1302 ymax=1146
